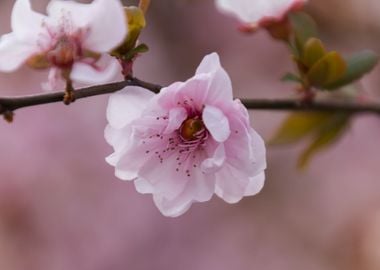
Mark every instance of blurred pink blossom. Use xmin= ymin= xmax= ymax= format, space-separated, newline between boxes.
xmin=105 ymin=53 xmax=266 ymax=217
xmin=215 ymin=0 xmax=307 ymax=28
xmin=0 ymin=0 xmax=127 ymax=90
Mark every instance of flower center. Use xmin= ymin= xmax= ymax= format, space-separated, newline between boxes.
xmin=179 ymin=117 xmax=206 ymax=142
xmin=47 ymin=36 xmax=81 ymax=68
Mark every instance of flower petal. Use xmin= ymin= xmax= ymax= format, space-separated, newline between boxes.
xmin=84 ymin=0 xmax=127 ymax=52
xmin=214 ymin=163 xmax=252 ymax=203
xmin=11 ymin=0 xmax=45 ymax=44
xmin=215 ymin=0 xmax=306 ymax=25
xmin=48 ymin=0 xmax=127 ymax=52
xmin=70 ymin=58 xmax=120 ymax=85
xmin=138 ymin=153 xmax=190 ymax=200
xmin=106 ymin=86 xmax=155 ymax=129
xmin=244 ymin=172 xmax=265 ymax=196
xmin=201 ymin=143 xmax=226 ymax=174
xmin=203 ymin=105 xmax=231 ymax=142
xmin=47 ymin=0 xmax=93 ymax=27
xmin=134 ymin=178 xmax=155 ymax=194
xmin=249 ymin=128 xmax=267 ymax=173
xmin=0 ymin=33 xmax=35 ymax=72
xmin=153 ymin=162 xmax=215 ymax=217
xmin=196 ymin=53 xmax=233 ymax=103
xmin=153 ymin=194 xmax=193 ymax=218
xmin=163 ymin=107 xmax=188 ymax=134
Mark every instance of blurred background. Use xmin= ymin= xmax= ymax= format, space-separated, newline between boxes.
xmin=1 ymin=0 xmax=380 ymax=269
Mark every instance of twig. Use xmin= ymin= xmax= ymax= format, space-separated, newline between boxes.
xmin=1 ymin=78 xmax=380 ymax=119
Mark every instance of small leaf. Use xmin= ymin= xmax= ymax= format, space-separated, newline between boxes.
xmin=302 ymin=38 xmax=326 ymax=68
xmin=269 ymin=112 xmax=332 ymax=145
xmin=325 ymin=50 xmax=379 ymax=90
xmin=307 ymin=51 xmax=346 ymax=88
xmin=281 ymin=73 xmax=302 ymax=83
xmin=297 ymin=113 xmax=350 ymax=169
xmin=124 ymin=43 xmax=149 ymax=60
xmin=289 ymin=12 xmax=318 ymax=56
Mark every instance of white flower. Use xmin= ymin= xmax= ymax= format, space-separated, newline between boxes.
xmin=215 ymin=0 xmax=307 ymax=26
xmin=0 ymin=0 xmax=127 ymax=89
xmin=105 ymin=53 xmax=266 ymax=217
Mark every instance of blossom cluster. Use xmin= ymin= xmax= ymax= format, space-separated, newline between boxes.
xmin=0 ymin=0 xmax=318 ymax=216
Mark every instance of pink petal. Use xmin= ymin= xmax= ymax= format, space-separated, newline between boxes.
xmin=153 ymin=194 xmax=193 ymax=218
xmin=109 ymin=117 xmax=168 ymax=180
xmin=0 ymin=33 xmax=35 ymax=72
xmin=249 ymin=128 xmax=267 ymax=173
xmin=201 ymin=143 xmax=226 ymax=174
xmin=244 ymin=172 xmax=265 ymax=196
xmin=106 ymin=87 xmax=154 ymax=129
xmin=163 ymin=107 xmax=188 ymax=134
xmin=70 ymin=58 xmax=120 ymax=85
xmin=153 ymin=163 xmax=215 ymax=217
xmin=134 ymin=178 xmax=155 ymax=194
xmin=195 ymin=53 xmax=233 ymax=103
xmin=158 ymin=76 xmax=209 ymax=111
xmin=214 ymin=163 xmax=253 ymax=203
xmin=11 ymin=0 xmax=46 ymax=44
xmin=138 ymin=152 xmax=193 ymax=200
xmin=203 ymin=105 xmax=231 ymax=142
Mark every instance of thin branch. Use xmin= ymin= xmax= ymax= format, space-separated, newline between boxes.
xmin=1 ymin=78 xmax=380 ymax=120
xmin=240 ymin=98 xmax=380 ymax=114
xmin=0 ymin=78 xmax=161 ymax=115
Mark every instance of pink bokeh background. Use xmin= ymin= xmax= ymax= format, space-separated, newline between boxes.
xmin=1 ymin=0 xmax=380 ymax=269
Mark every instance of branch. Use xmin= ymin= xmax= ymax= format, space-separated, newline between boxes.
xmin=0 ymin=78 xmax=161 ymax=116
xmin=1 ymin=77 xmax=380 ymax=121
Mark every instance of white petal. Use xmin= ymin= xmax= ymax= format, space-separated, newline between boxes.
xmin=214 ymin=163 xmax=252 ymax=203
xmin=196 ymin=53 xmax=233 ymax=102
xmin=0 ymin=33 xmax=35 ymax=72
xmin=164 ymin=107 xmax=188 ymax=134
xmin=203 ymin=105 xmax=231 ymax=142
xmin=215 ymin=0 xmax=305 ymax=24
xmin=11 ymin=0 xmax=46 ymax=44
xmin=48 ymin=0 xmax=127 ymax=52
xmin=153 ymin=194 xmax=193 ymax=218
xmin=201 ymin=143 xmax=226 ymax=174
xmin=47 ymin=0 xmax=93 ymax=27
xmin=244 ymin=172 xmax=265 ymax=196
xmin=152 ymin=162 xmax=215 ymax=217
xmin=249 ymin=128 xmax=267 ymax=173
xmin=106 ymin=86 xmax=154 ymax=129
xmin=70 ymin=58 xmax=120 ymax=85
xmin=85 ymin=0 xmax=127 ymax=52
xmin=139 ymin=153 xmax=190 ymax=201
xmin=134 ymin=178 xmax=155 ymax=194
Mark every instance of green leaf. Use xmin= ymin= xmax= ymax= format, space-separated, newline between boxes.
xmin=297 ymin=113 xmax=350 ymax=169
xmin=289 ymin=12 xmax=318 ymax=56
xmin=281 ymin=73 xmax=302 ymax=83
xmin=302 ymin=38 xmax=326 ymax=68
xmin=269 ymin=112 xmax=332 ymax=145
xmin=307 ymin=51 xmax=347 ymax=88
xmin=124 ymin=43 xmax=149 ymax=60
xmin=324 ymin=50 xmax=379 ymax=90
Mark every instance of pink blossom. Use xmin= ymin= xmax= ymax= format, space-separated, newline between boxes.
xmin=215 ymin=0 xmax=307 ymax=28
xmin=105 ymin=53 xmax=266 ymax=217
xmin=0 ymin=0 xmax=127 ymax=90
